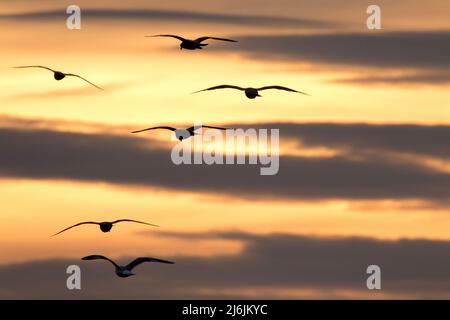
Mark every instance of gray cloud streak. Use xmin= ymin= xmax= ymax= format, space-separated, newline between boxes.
xmin=0 ymin=9 xmax=333 ymax=29
xmin=0 ymin=124 xmax=449 ymax=203
xmin=2 ymin=231 xmax=450 ymax=298
xmin=215 ymin=32 xmax=450 ymax=69
xmin=212 ymin=32 xmax=450 ymax=85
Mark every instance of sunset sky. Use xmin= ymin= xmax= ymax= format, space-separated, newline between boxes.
xmin=0 ymin=0 xmax=449 ymax=299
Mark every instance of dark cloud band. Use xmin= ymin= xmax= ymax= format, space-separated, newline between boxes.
xmin=215 ymin=32 xmax=450 ymax=69
xmin=0 ymin=123 xmax=448 ymax=203
xmin=0 ymin=9 xmax=333 ymax=29
xmin=2 ymin=231 xmax=450 ymax=298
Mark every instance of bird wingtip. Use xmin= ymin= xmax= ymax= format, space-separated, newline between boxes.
xmin=81 ymin=255 xmax=95 ymax=260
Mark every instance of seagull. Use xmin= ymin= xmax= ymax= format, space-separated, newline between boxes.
xmin=52 ymin=219 xmax=159 ymax=236
xmin=131 ymin=125 xmax=230 ymax=141
xmin=82 ymin=255 xmax=174 ymax=278
xmin=13 ymin=65 xmax=103 ymax=90
xmin=146 ymin=35 xmax=238 ymax=50
xmin=193 ymin=85 xmax=309 ymax=99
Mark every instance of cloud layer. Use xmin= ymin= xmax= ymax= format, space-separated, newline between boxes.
xmin=2 ymin=231 xmax=450 ymax=299
xmin=0 ymin=122 xmax=448 ymax=203
xmin=0 ymin=9 xmax=333 ymax=29
xmin=224 ymin=32 xmax=450 ymax=68
xmin=212 ymin=32 xmax=450 ymax=85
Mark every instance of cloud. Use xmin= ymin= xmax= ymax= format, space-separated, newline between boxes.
xmin=212 ymin=32 xmax=450 ymax=85
xmin=235 ymin=122 xmax=450 ymax=159
xmin=335 ymin=72 xmax=450 ymax=85
xmin=0 ymin=9 xmax=334 ymax=29
xmin=2 ymin=231 xmax=450 ymax=298
xmin=7 ymin=82 xmax=131 ymax=101
xmin=216 ymin=32 xmax=450 ymax=69
xmin=0 ymin=123 xmax=449 ymax=203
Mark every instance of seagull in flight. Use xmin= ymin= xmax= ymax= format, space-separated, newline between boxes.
xmin=82 ymin=255 xmax=174 ymax=278
xmin=193 ymin=85 xmax=309 ymax=99
xmin=131 ymin=125 xmax=231 ymax=141
xmin=146 ymin=35 xmax=238 ymax=50
xmin=52 ymin=219 xmax=159 ymax=236
xmin=13 ymin=65 xmax=103 ymax=90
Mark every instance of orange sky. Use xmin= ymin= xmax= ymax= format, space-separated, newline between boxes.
xmin=0 ymin=0 xmax=449 ymax=299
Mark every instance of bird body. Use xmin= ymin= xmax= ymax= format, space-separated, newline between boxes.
xmin=174 ymin=128 xmax=191 ymax=141
xmin=131 ymin=125 xmax=230 ymax=141
xmin=146 ymin=35 xmax=237 ymax=50
xmin=244 ymin=87 xmax=261 ymax=99
xmin=193 ymin=85 xmax=309 ymax=99
xmin=53 ymin=71 xmax=66 ymax=81
xmin=99 ymin=222 xmax=114 ymax=232
xmin=180 ymin=39 xmax=208 ymax=50
xmin=82 ymin=255 xmax=175 ymax=278
xmin=118 ymin=269 xmax=134 ymax=278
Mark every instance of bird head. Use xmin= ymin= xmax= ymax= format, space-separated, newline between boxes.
xmin=179 ymin=44 xmax=183 ymax=50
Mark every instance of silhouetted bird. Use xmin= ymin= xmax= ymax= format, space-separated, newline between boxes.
xmin=13 ymin=65 xmax=103 ymax=90
xmin=193 ymin=85 xmax=309 ymax=99
xmin=131 ymin=125 xmax=230 ymax=141
xmin=52 ymin=219 xmax=159 ymax=236
xmin=82 ymin=255 xmax=174 ymax=278
xmin=146 ymin=35 xmax=237 ymax=50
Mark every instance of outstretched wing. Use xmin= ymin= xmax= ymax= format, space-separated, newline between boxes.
xmin=82 ymin=255 xmax=120 ymax=268
xmin=146 ymin=34 xmax=186 ymax=42
xmin=126 ymin=257 xmax=175 ymax=271
xmin=192 ymin=85 xmax=245 ymax=94
xmin=112 ymin=219 xmax=159 ymax=227
xmin=131 ymin=126 xmax=176 ymax=134
xmin=195 ymin=37 xmax=238 ymax=43
xmin=65 ymin=73 xmax=103 ymax=90
xmin=257 ymin=85 xmax=309 ymax=95
xmin=52 ymin=221 xmax=98 ymax=236
xmin=13 ymin=65 xmax=56 ymax=72
xmin=188 ymin=125 xmax=230 ymax=132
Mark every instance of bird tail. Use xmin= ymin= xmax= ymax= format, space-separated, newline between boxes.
xmin=200 ymin=43 xmax=209 ymax=46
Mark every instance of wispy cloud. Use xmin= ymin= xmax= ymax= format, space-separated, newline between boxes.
xmin=0 ymin=9 xmax=335 ymax=29
xmin=7 ymin=82 xmax=131 ymax=101
xmin=213 ymin=32 xmax=450 ymax=85
xmin=216 ymin=32 xmax=450 ymax=68
xmin=335 ymin=72 xmax=450 ymax=85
